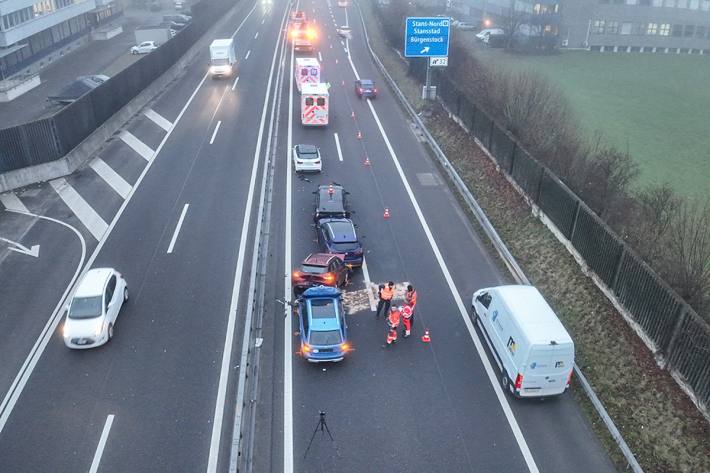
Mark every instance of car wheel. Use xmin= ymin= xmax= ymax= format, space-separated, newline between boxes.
xmin=108 ymin=323 xmax=114 ymax=341
xmin=123 ymin=287 xmax=129 ymax=302
xmin=501 ymin=372 xmax=510 ymax=392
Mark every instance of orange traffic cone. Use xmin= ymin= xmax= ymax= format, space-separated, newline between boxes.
xmin=356 ymin=131 xmax=362 ymax=140
xmin=383 ymin=208 xmax=390 ymax=219
xmin=363 ymin=157 xmax=371 ymax=166
xmin=328 ymin=184 xmax=334 ymax=195
xmin=421 ymin=329 xmax=431 ymax=343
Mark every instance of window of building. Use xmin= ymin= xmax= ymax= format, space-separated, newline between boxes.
xmin=664 ymin=0 xmax=676 ymax=6
xmin=677 ymin=0 xmax=688 ymax=7
xmin=689 ymin=0 xmax=700 ymax=8
xmin=647 ymin=22 xmax=658 ymax=33
xmin=607 ymin=20 xmax=620 ymax=33
xmin=56 ymin=0 xmax=73 ymax=8
xmin=639 ymin=0 xmax=651 ymax=5
xmin=702 ymin=0 xmax=710 ymax=10
xmin=621 ymin=22 xmax=633 ymax=34
xmin=613 ymin=0 xmax=624 ymax=4
xmin=696 ymin=25 xmax=706 ymax=37
xmin=599 ymin=0 xmax=610 ymax=4
xmin=33 ymin=0 xmax=53 ymax=16
xmin=684 ymin=24 xmax=695 ymax=35
xmin=653 ymin=0 xmax=663 ymax=5
xmin=659 ymin=23 xmax=671 ymax=34
xmin=592 ymin=19 xmax=606 ymax=34
xmin=672 ymin=24 xmax=683 ymax=35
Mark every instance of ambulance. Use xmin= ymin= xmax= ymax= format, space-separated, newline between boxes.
xmin=294 ymin=57 xmax=320 ymax=92
xmin=300 ymin=83 xmax=329 ymax=126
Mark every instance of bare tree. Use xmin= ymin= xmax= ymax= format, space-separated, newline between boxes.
xmin=500 ymin=0 xmax=530 ymax=49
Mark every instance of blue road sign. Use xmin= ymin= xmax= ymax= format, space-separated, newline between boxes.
xmin=404 ymin=17 xmax=450 ymax=58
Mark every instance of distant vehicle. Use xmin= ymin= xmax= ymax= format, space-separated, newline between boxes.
xmin=472 ymin=285 xmax=575 ymax=398
xmin=292 ymin=253 xmax=351 ymax=292
xmin=63 ymin=268 xmax=128 ymax=349
xmin=296 ymin=286 xmax=349 ymax=362
xmin=47 ymin=75 xmax=110 ymax=104
xmin=336 ymin=25 xmax=351 ymax=38
xmin=174 ymin=0 xmax=185 ymax=9
xmin=290 ymin=10 xmax=307 ymax=24
xmin=316 ymin=218 xmax=363 ymax=267
xmin=313 ymin=183 xmax=350 ymax=223
xmin=337 ymin=0 xmax=349 ymax=6
xmin=292 ymin=144 xmax=322 ymax=173
xmin=476 ymin=28 xmax=504 ymax=42
xmin=131 ymin=40 xmax=159 ymax=54
xmin=355 ymin=79 xmax=377 ymax=98
xmin=456 ymin=21 xmax=476 ymax=30
xmin=209 ymin=38 xmax=237 ymax=77
xmin=300 ymin=82 xmax=329 ymax=126
xmin=294 ymin=38 xmax=314 ymax=52
xmin=163 ymin=14 xmax=191 ymax=24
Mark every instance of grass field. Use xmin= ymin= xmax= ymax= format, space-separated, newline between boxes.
xmin=467 ymin=46 xmax=710 ymax=200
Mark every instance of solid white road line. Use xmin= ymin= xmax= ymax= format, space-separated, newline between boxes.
xmin=361 ymin=257 xmax=377 ymax=312
xmin=209 ymin=120 xmax=222 ymax=145
xmin=346 ymin=46 xmax=540 ymax=471
xmin=245 ymin=49 xmax=251 ymax=60
xmin=166 ymin=203 xmax=189 ymax=254
xmin=333 ymin=132 xmax=344 ymax=162
xmin=143 ymin=108 xmax=173 ymax=132
xmin=254 ymin=31 xmax=259 ymax=39
xmin=0 ymin=0 xmax=259 ymax=441
xmin=89 ymin=158 xmax=131 ymax=199
xmin=0 ymin=193 xmax=29 ymax=213
xmin=89 ymin=414 xmax=115 ymax=473
xmin=206 ymin=4 xmax=290 ymax=472
xmin=283 ymin=25 xmax=296 ymax=473
xmin=120 ymin=131 xmax=154 ymax=162
xmin=318 ymin=51 xmax=323 ymax=62
xmin=231 ymin=75 xmax=240 ymax=91
xmin=50 ymin=178 xmax=108 ymax=241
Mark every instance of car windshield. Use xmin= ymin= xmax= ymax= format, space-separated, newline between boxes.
xmin=309 ymin=299 xmax=336 ymax=318
xmin=212 ymin=58 xmax=229 ymax=66
xmin=68 ymin=296 xmax=103 ymax=319
xmin=309 ymin=329 xmax=342 ymax=346
xmin=360 ymin=80 xmax=373 ymax=87
xmin=331 ymin=241 xmax=360 ymax=251
xmin=298 ymin=147 xmax=318 ymax=159
xmin=301 ymin=264 xmax=327 ymax=274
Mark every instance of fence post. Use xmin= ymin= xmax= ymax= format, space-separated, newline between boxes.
xmin=610 ymin=245 xmax=626 ymax=293
xmin=569 ymin=198 xmax=582 ymax=241
xmin=663 ymin=304 xmax=689 ymax=368
xmin=534 ymin=166 xmax=545 ymax=204
xmin=508 ymin=143 xmax=517 ymax=175
xmin=487 ymin=119 xmax=494 ymax=150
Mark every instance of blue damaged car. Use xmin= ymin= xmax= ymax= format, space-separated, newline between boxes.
xmin=296 ymin=286 xmax=349 ymax=362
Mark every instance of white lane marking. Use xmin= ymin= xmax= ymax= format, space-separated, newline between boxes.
xmin=346 ymin=49 xmax=540 ymax=471
xmin=361 ymin=257 xmax=377 ymax=311
xmin=0 ymin=237 xmax=39 ymax=258
xmin=89 ymin=414 xmax=115 ymax=473
xmin=209 ymin=120 xmax=222 ymax=145
xmin=89 ymin=158 xmax=131 ymax=199
xmin=345 ymin=7 xmax=350 ymax=53
xmin=261 ymin=18 xmax=265 ymax=24
xmin=0 ymin=0 xmax=259 ymax=439
xmin=206 ymin=4 xmax=289 ymax=472
xmin=283 ymin=25 xmax=296 ymax=473
xmin=254 ymin=31 xmax=259 ymax=39
xmin=231 ymin=75 xmax=240 ymax=91
xmin=245 ymin=49 xmax=251 ymax=60
xmin=143 ymin=108 xmax=172 ymax=132
xmin=318 ymin=51 xmax=323 ymax=62
xmin=49 ymin=178 xmax=108 ymax=241
xmin=119 ymin=131 xmax=154 ymax=162
xmin=166 ymin=203 xmax=189 ymax=254
xmin=333 ymin=132 xmax=344 ymax=162
xmin=0 ymin=193 xmax=29 ymax=213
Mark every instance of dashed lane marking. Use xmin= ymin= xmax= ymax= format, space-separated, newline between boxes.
xmin=119 ymin=131 xmax=154 ymax=162
xmin=89 ymin=158 xmax=132 ymax=199
xmin=143 ymin=108 xmax=173 ymax=132
xmin=50 ymin=178 xmax=108 ymax=241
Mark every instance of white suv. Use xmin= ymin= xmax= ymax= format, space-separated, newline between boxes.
xmin=63 ymin=268 xmax=128 ymax=349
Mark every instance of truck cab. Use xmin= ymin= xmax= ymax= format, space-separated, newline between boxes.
xmin=209 ymin=38 xmax=236 ymax=78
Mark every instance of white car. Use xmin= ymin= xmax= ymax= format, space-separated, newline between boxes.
xmin=63 ymin=268 xmax=128 ymax=349
xmin=293 ymin=144 xmax=322 ymax=173
xmin=476 ymin=28 xmax=504 ymax=42
xmin=131 ymin=41 xmax=159 ymax=54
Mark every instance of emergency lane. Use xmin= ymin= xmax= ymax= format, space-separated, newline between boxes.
xmin=0 ymin=1 xmax=286 ymax=472
xmin=271 ymin=0 xmax=616 ymax=472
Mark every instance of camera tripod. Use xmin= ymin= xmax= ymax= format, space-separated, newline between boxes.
xmin=304 ymin=411 xmax=334 ymax=459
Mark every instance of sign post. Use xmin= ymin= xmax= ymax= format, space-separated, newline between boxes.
xmin=404 ymin=17 xmax=450 ymax=100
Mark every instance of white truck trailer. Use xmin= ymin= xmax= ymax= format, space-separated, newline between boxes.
xmin=209 ymin=39 xmax=236 ymax=78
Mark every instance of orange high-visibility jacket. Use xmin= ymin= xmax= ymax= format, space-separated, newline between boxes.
xmin=406 ymin=289 xmax=417 ymax=307
xmin=380 ymin=286 xmax=394 ymax=301
xmin=388 ymin=308 xmax=401 ymax=327
xmin=402 ymin=305 xmax=413 ymax=319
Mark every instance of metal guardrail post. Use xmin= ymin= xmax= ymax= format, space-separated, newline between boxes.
xmin=354 ymin=2 xmax=645 ymax=471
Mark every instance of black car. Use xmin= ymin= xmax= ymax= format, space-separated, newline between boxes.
xmin=313 ymin=184 xmax=350 ymax=223
xmin=355 ymin=79 xmax=377 ymax=98
xmin=316 ymin=218 xmax=363 ymax=267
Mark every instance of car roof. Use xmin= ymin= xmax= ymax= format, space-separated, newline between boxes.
xmin=316 ymin=186 xmax=345 ymax=212
xmin=303 ymin=253 xmax=335 ymax=266
xmin=302 ymin=285 xmax=341 ymax=298
xmin=74 ymin=268 xmax=113 ymax=297
xmin=296 ymin=144 xmax=318 ymax=153
xmin=322 ymin=219 xmax=356 ymax=242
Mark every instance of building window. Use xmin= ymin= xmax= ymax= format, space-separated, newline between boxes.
xmin=33 ymin=0 xmax=54 ymax=16
xmin=56 ymin=0 xmax=73 ymax=8
xmin=647 ymin=22 xmax=658 ymax=33
xmin=632 ymin=22 xmax=644 ymax=34
xmin=672 ymin=24 xmax=683 ymax=35
xmin=626 ymin=0 xmax=637 ymax=4
xmin=689 ymin=0 xmax=700 ymax=7
xmin=684 ymin=24 xmax=695 ymax=35
xmin=702 ymin=0 xmax=710 ymax=10
xmin=659 ymin=23 xmax=671 ymax=34
xmin=677 ymin=0 xmax=688 ymax=7
xmin=639 ymin=0 xmax=651 ymax=5
xmin=696 ymin=25 xmax=707 ymax=37
xmin=653 ymin=0 xmax=663 ymax=5
xmin=621 ymin=22 xmax=633 ymax=34
xmin=665 ymin=0 xmax=676 ymax=6
xmin=592 ymin=19 xmax=605 ymax=33
xmin=607 ymin=20 xmax=620 ymax=33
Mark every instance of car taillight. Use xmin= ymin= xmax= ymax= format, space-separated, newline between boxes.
xmin=314 ymin=160 xmax=321 ymax=164
xmin=566 ymin=369 xmax=574 ymax=386
xmin=514 ymin=373 xmax=523 ymax=390
xmin=324 ymin=273 xmax=335 ymax=284
xmin=292 ymin=271 xmax=302 ymax=280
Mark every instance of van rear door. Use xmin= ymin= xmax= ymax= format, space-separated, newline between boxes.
xmin=522 ymin=343 xmax=573 ymax=396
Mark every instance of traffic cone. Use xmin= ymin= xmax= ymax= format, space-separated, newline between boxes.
xmin=342 ymin=80 xmax=345 ymax=86
xmin=363 ymin=157 xmax=371 ymax=166
xmin=421 ymin=329 xmax=431 ymax=343
xmin=356 ymin=131 xmax=362 ymax=140
xmin=383 ymin=208 xmax=390 ymax=219
xmin=351 ymin=111 xmax=355 ymax=118
xmin=328 ymin=183 xmax=334 ymax=195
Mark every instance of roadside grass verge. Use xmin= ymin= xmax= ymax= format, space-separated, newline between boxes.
xmin=358 ymin=1 xmax=710 ymax=472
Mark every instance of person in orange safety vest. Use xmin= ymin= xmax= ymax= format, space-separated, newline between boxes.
xmin=384 ymin=306 xmax=401 ymax=347
xmin=376 ymin=281 xmax=394 ymax=318
xmin=405 ymin=285 xmax=417 ymax=310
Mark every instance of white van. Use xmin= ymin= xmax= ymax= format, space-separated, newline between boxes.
xmin=300 ymin=82 xmax=328 ymax=126
xmin=472 ymin=285 xmax=574 ymax=398
xmin=294 ymin=57 xmax=320 ymax=92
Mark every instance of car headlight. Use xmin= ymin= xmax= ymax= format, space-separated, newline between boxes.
xmin=94 ymin=320 xmax=104 ymax=337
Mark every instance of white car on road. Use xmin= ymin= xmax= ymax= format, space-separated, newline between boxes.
xmin=63 ymin=268 xmax=128 ymax=349
xmin=131 ymin=41 xmax=159 ymax=54
xmin=293 ymin=144 xmax=322 ymax=173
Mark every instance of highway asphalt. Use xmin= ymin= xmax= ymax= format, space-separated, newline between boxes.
xmin=0 ymin=0 xmax=617 ymax=471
